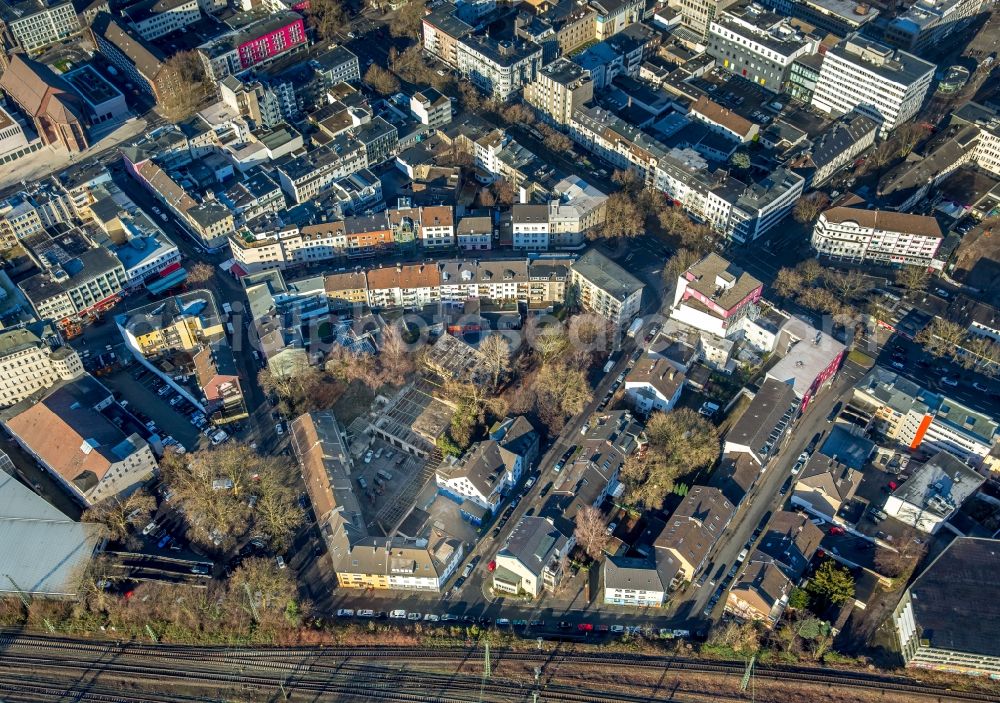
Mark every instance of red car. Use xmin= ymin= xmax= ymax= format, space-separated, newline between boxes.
xmin=888 ymin=481 xmax=898 ymax=491
xmin=828 ymin=526 xmax=846 ymax=536
xmin=577 ymin=622 xmax=594 ymax=632
xmin=488 ymin=560 xmax=496 ymax=572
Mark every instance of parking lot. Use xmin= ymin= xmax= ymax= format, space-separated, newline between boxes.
xmin=351 ymin=435 xmax=429 ymax=532
xmin=102 ymin=367 xmax=212 ymax=452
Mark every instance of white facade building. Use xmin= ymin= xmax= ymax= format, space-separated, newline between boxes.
xmin=812 ymin=207 xmax=944 ymax=268
xmin=0 ymin=0 xmax=79 ymax=53
xmin=811 ymin=37 xmax=934 ymax=136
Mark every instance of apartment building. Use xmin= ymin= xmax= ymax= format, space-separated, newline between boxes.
xmin=524 ymin=58 xmax=594 ymax=127
xmin=603 ymin=556 xmax=666 ymax=607
xmin=592 ymin=0 xmax=644 ymax=39
xmin=198 ymin=12 xmax=308 ymax=81
xmin=624 ymin=357 xmax=685 ymax=414
xmin=122 ymin=0 xmax=200 ymax=41
xmin=884 ymin=0 xmax=982 ymax=54
xmin=654 ymin=486 xmax=735 ymax=588
xmin=789 ymin=110 xmax=878 ymax=187
xmin=292 ymin=411 xmax=465 ymax=591
xmin=90 ymin=14 xmax=182 ymax=107
xmin=853 ymin=368 xmax=998 ymax=466
xmin=570 ymin=105 xmax=669 ymax=183
xmin=455 ymin=215 xmax=492 ymax=251
xmin=456 ymin=34 xmax=544 ymax=102
xmin=511 ymin=204 xmax=550 ymax=250
xmin=1 ymin=374 xmax=158 ymax=506
xmin=19 ymin=227 xmax=127 ymax=322
xmin=690 ymin=96 xmax=759 ymax=143
xmin=0 ymin=325 xmax=82 ymax=407
xmin=570 ymin=248 xmax=644 ymax=327
xmin=707 ymin=5 xmax=816 ymax=92
xmin=275 ymin=140 xmax=368 ymax=203
xmin=0 ymin=0 xmax=78 ymax=53
xmin=493 ymin=515 xmax=572 ymax=597
xmin=410 ymin=87 xmax=452 ymax=129
xmin=671 ymin=253 xmax=763 ymax=340
xmin=811 ymin=37 xmax=934 ymax=137
xmin=812 ymin=207 xmax=944 ymax=268
xmin=951 ymin=102 xmax=1000 ymax=178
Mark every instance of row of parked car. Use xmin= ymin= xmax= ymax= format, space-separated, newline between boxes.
xmin=130 ymin=366 xmax=229 ymax=446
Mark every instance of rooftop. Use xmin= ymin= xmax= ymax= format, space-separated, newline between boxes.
xmin=891 ymin=451 xmax=983 ymax=518
xmin=571 ymin=248 xmax=644 ymax=300
xmin=828 ymin=36 xmax=934 ymax=85
xmin=820 ymin=206 xmax=943 ymax=238
xmin=681 ymin=253 xmax=763 ymax=312
xmin=0 ymin=468 xmax=105 ymax=598
xmin=905 ymin=537 xmax=1000 ymax=660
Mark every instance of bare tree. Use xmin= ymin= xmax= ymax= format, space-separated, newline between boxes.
xmin=161 ymin=445 xmax=303 ymax=552
xmin=773 ymin=267 xmax=804 ymax=298
xmin=228 ymin=557 xmax=297 ymax=615
xmin=493 ymin=178 xmax=516 ymax=206
xmin=307 ymin=0 xmax=347 ymax=39
xmin=187 ymin=262 xmax=214 ymax=285
xmin=379 ymin=324 xmax=415 ymax=386
xmin=364 ymin=64 xmax=400 ymax=96
xmin=389 ymin=0 xmax=426 ymax=38
xmin=533 ymin=362 xmax=593 ymax=431
xmin=874 ymin=526 xmax=928 ymax=579
xmin=574 ymin=505 xmax=609 ymax=560
xmin=825 ymin=269 xmax=871 ymax=301
xmin=895 ymin=266 xmax=930 ymax=297
xmin=622 ymin=409 xmax=720 ymax=509
xmin=83 ymin=490 xmax=156 ymax=542
xmin=915 ymin=317 xmax=967 ymax=359
xmin=663 ymin=248 xmax=700 ymax=289
xmin=595 ymin=192 xmax=643 ymax=239
xmin=479 ymin=334 xmax=512 ymax=390
xmin=793 ymin=193 xmax=831 ymax=224
xmin=159 ymin=51 xmax=211 ymax=121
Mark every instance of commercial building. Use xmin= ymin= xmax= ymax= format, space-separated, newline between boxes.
xmin=493 ymin=515 xmax=572 ymax=597
xmin=292 ymin=411 xmax=465 ymax=591
xmin=671 ymin=253 xmax=763 ymax=340
xmin=0 ymin=324 xmax=82 ymax=407
xmin=761 ymin=0 xmax=879 ymax=37
xmin=90 ymin=14 xmax=182 ymax=107
xmin=764 ymin=315 xmax=845 ymax=409
xmin=0 ymin=53 xmax=88 ymax=152
xmin=569 ymin=248 xmax=644 ymax=327
xmin=893 ymin=537 xmax=1000 ymax=677
xmin=410 ymin=88 xmax=452 ymax=129
xmin=119 ymin=291 xmax=247 ymax=424
xmin=707 ymin=5 xmax=816 ymax=92
xmin=884 ymin=0 xmax=982 ymax=54
xmin=1 ymin=374 xmax=158 ymax=506
xmin=624 ymin=357 xmax=685 ymax=414
xmin=0 ymin=103 xmax=44 ymax=167
xmin=18 ymin=226 xmax=127 ymax=323
xmin=852 ymin=368 xmax=998 ymax=465
xmin=524 ymin=58 xmax=594 ymax=127
xmin=0 ymin=469 xmax=105 ymax=599
xmin=676 ymin=0 xmax=739 ymax=39
xmin=812 ymin=207 xmax=944 ymax=268
xmin=0 ymin=0 xmax=78 ymax=53
xmin=63 ymin=66 xmax=128 ymax=125
xmin=883 ymin=451 xmax=984 ymax=534
xmin=811 ymin=37 xmax=934 ymax=137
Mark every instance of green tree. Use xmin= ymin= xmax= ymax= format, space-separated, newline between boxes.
xmin=788 ymin=586 xmax=811 ymax=610
xmin=806 ymin=560 xmax=855 ymax=607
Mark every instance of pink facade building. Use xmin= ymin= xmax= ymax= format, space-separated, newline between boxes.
xmin=199 ymin=11 xmax=307 ymax=80
xmin=671 ymin=253 xmax=763 ymax=339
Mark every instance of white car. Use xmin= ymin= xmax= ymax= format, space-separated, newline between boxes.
xmin=358 ymin=609 xmax=375 ymax=618
xmin=941 ymin=377 xmax=959 ymax=387
xmin=389 ymin=610 xmax=407 ymax=619
xmin=610 ymin=624 xmax=625 ymax=634
xmin=276 ymin=556 xmax=286 ymax=569
xmin=406 ymin=612 xmax=422 ymax=621
xmin=142 ymin=521 xmax=158 ymax=535
xmin=337 ymin=609 xmax=355 ymax=618
xmin=364 ymin=450 xmax=373 ymax=463
xmin=423 ymin=614 xmax=439 ymax=621
xmin=275 ymin=422 xmax=284 ymax=436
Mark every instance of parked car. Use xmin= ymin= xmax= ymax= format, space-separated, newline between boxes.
xmin=358 ymin=609 xmax=375 ymax=618
xmin=337 ymin=609 xmax=355 ymax=618
xmin=389 ymin=610 xmax=407 ymax=619
xmin=407 ymin=612 xmax=422 ymax=621
xmin=275 ymin=556 xmax=286 ymax=569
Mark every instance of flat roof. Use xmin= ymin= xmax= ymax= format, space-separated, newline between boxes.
xmin=571 ymin=248 xmax=643 ymax=300
xmin=0 ymin=468 xmax=104 ymax=598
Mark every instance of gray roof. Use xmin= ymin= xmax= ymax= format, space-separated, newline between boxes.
xmin=906 ymin=537 xmax=1000 ymax=659
xmin=604 ymin=555 xmax=664 ymax=592
xmin=500 ymin=515 xmax=569 ymax=578
xmin=818 ymin=425 xmax=875 ymax=470
xmin=0 ymin=468 xmax=104 ymax=598
xmin=571 ymin=248 xmax=643 ymax=300
xmin=829 ymin=37 xmax=934 ymax=86
xmin=725 ymin=378 xmax=798 ymax=459
xmin=890 ymin=451 xmax=984 ymax=518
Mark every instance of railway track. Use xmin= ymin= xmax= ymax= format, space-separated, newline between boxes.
xmin=1 ymin=631 xmax=995 ymax=702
